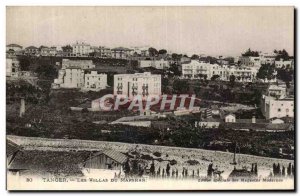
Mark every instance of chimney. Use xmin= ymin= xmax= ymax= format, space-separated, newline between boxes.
xmin=19 ymin=98 xmax=25 ymax=117
xmin=252 ymin=116 xmax=256 ymax=123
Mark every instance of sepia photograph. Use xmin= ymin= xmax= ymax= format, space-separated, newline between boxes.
xmin=5 ymin=6 xmax=295 ymax=191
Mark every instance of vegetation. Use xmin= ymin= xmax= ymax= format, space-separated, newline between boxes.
xmin=257 ymin=64 xmax=276 ymax=81
xmin=274 ymin=49 xmax=290 ymax=61
xmin=242 ymin=48 xmax=259 ymax=57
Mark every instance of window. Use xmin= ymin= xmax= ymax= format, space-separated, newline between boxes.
xmin=278 ymin=108 xmax=281 ymax=112
xmin=286 ymin=109 xmax=289 ymax=112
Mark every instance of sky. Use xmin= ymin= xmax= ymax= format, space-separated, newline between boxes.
xmin=6 ymin=6 xmax=294 ymax=56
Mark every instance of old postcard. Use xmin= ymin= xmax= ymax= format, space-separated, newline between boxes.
xmin=6 ymin=6 xmax=295 ymax=191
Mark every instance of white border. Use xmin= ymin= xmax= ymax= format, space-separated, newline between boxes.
xmin=1 ymin=0 xmax=299 ymax=195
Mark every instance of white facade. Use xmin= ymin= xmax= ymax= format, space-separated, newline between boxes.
xmin=182 ymin=60 xmax=228 ymax=80
xmin=114 ymin=72 xmax=161 ymax=99
xmin=6 ymin=44 xmax=22 ymax=52
xmin=40 ymin=47 xmax=57 ymax=56
xmin=6 ymin=58 xmax=20 ymax=77
xmin=261 ymin=95 xmax=294 ymax=119
xmin=267 ymin=85 xmax=286 ymax=99
xmin=225 ymin=114 xmax=236 ymax=123
xmin=227 ymin=66 xmax=258 ymax=82
xmin=139 ymin=59 xmax=169 ymax=69
xmin=72 ymin=42 xmax=91 ymax=57
xmin=181 ymin=60 xmax=257 ymax=82
xmin=84 ymin=71 xmax=108 ymax=91
xmin=275 ymin=59 xmax=293 ymax=69
xmin=62 ymin=59 xmax=95 ymax=69
xmin=260 ymin=56 xmax=276 ymax=65
xmin=240 ymin=56 xmax=261 ymax=67
xmin=59 ymin=68 xmax=85 ymax=88
xmin=52 ymin=59 xmax=107 ymax=91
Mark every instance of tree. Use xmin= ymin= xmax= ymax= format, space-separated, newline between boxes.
xmin=19 ymin=57 xmax=31 ymax=71
xmin=173 ymin=79 xmax=189 ymax=94
xmin=254 ymin=163 xmax=258 ymax=176
xmin=277 ymin=68 xmax=293 ymax=88
xmin=131 ymin=159 xmax=139 ymax=175
xmin=277 ymin=163 xmax=281 ymax=176
xmin=242 ymin=48 xmax=259 ymax=57
xmin=224 ymin=57 xmax=235 ymax=64
xmin=229 ymin=75 xmax=236 ymax=87
xmin=150 ymin=161 xmax=155 ymax=176
xmin=169 ymin=63 xmax=181 ymax=76
xmin=282 ymin=166 xmax=286 ymax=177
xmin=191 ymin=54 xmax=199 ymax=60
xmin=158 ymin=49 xmax=167 ymax=55
xmin=256 ymin=64 xmax=276 ymax=81
xmin=207 ymin=163 xmax=213 ymax=178
xmin=206 ymin=56 xmax=218 ymax=64
xmin=273 ymin=163 xmax=277 ymax=176
xmin=211 ymin=75 xmax=220 ymax=81
xmin=35 ymin=64 xmax=57 ymax=79
xmin=157 ymin=166 xmax=161 ymax=176
xmin=148 ymin=47 xmax=158 ymax=57
xmin=62 ymin=45 xmax=72 ymax=52
xmin=166 ymin=163 xmax=170 ymax=177
xmin=171 ymin=53 xmax=182 ymax=61
xmin=274 ymin=49 xmax=290 ymax=61
xmin=287 ymin=163 xmax=292 ymax=176
xmin=124 ymin=159 xmax=131 ymax=176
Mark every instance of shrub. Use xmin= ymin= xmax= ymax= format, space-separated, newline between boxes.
xmin=141 ymin=154 xmax=153 ymax=160
xmin=186 ymin=160 xmax=200 ymax=165
xmin=169 ymin=159 xmax=177 ymax=166
xmin=153 ymin=151 xmax=162 ymax=157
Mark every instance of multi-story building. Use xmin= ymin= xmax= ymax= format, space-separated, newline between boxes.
xmin=267 ymin=84 xmax=286 ymax=99
xmin=182 ymin=60 xmax=228 ymax=80
xmin=275 ymin=58 xmax=294 ymax=69
xmin=260 ymin=54 xmax=276 ymax=65
xmin=226 ymin=66 xmax=258 ymax=82
xmin=139 ymin=59 xmax=170 ymax=69
xmin=52 ymin=59 xmax=107 ymax=91
xmin=6 ymin=57 xmax=20 ymax=77
xmin=53 ymin=67 xmax=85 ymax=89
xmin=62 ymin=59 xmax=95 ymax=69
xmin=72 ymin=42 xmax=91 ymax=57
xmin=182 ymin=60 xmax=258 ymax=82
xmin=261 ymin=95 xmax=294 ymax=119
xmin=111 ymin=47 xmax=132 ymax=59
xmin=40 ymin=46 xmax=57 ymax=56
xmin=114 ymin=72 xmax=161 ymax=99
xmin=84 ymin=70 xmax=108 ymax=91
xmin=25 ymin=46 xmax=39 ymax=56
xmin=130 ymin=46 xmax=149 ymax=57
xmin=239 ymin=56 xmax=261 ymax=67
xmin=99 ymin=46 xmax=111 ymax=58
xmin=6 ymin=44 xmax=23 ymax=52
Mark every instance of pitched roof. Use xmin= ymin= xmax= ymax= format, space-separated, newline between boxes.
xmin=200 ymin=117 xmax=222 ymax=122
xmin=222 ymin=122 xmax=266 ymax=130
xmin=25 ymin=46 xmax=38 ymax=49
xmin=236 ymin=119 xmax=267 ymax=124
xmin=7 ymin=44 xmax=22 ymax=48
xmin=7 ymin=139 xmax=22 ymax=157
xmin=266 ymin=123 xmax=292 ymax=130
xmin=8 ymin=150 xmax=90 ymax=175
xmin=222 ymin=122 xmax=292 ymax=131
xmin=111 ymin=47 xmax=132 ymax=51
xmin=91 ymin=150 xmax=127 ymax=164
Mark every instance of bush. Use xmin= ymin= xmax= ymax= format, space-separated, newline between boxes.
xmin=169 ymin=159 xmax=177 ymax=166
xmin=153 ymin=151 xmax=162 ymax=157
xmin=186 ymin=160 xmax=200 ymax=165
xmin=141 ymin=154 xmax=154 ymax=160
